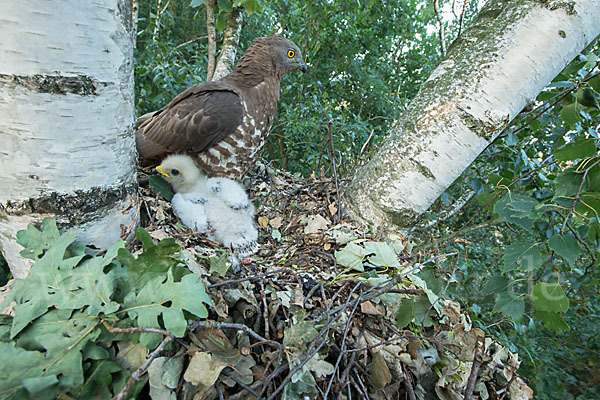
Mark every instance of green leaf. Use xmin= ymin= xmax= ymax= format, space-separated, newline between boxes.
xmin=80 ymin=360 xmax=125 ymax=399
xmin=494 ymin=193 xmax=539 ymax=229
xmin=116 ymin=228 xmax=183 ymax=297
xmin=488 ymin=173 xmax=505 ymax=187
xmin=475 ymin=192 xmax=497 ymax=210
xmin=8 ymin=309 xmax=102 ymax=393
xmin=217 ymin=0 xmax=233 ymax=12
xmin=575 ymin=192 xmax=600 ymax=218
xmin=364 ymin=242 xmax=400 ymax=268
xmin=125 ymin=272 xmax=212 ymax=346
xmin=334 ymin=242 xmax=368 ymax=271
xmin=0 ymin=342 xmax=53 ymax=399
xmin=189 ymin=0 xmax=205 ymax=7
xmin=148 ymin=175 xmax=174 ymax=201
xmin=209 ymin=252 xmax=230 ymax=277
xmin=503 ymin=241 xmax=544 ymax=272
xmin=560 ymin=102 xmax=584 ymax=128
xmin=532 ymin=282 xmax=569 ymax=312
xmin=22 ymin=375 xmax=59 ymax=395
xmin=482 ymin=275 xmax=510 ymax=295
xmin=3 ymin=230 xmax=122 ymax=338
xmin=16 ymin=217 xmax=62 ymax=260
xmin=553 ymin=137 xmax=597 ymax=161
xmin=554 ymin=168 xmax=583 ymax=197
xmin=493 ymin=290 xmax=525 ymax=321
xmin=534 ymin=311 xmax=570 ymax=332
xmin=548 ymin=234 xmax=581 ymax=265
xmin=395 ymin=299 xmax=414 ymax=328
xmin=215 ymin=12 xmax=228 ymax=32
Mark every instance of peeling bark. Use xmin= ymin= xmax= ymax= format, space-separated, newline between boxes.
xmin=344 ymin=0 xmax=600 ymax=231
xmin=213 ymin=7 xmax=244 ymax=81
xmin=0 ymin=0 xmax=138 ymax=277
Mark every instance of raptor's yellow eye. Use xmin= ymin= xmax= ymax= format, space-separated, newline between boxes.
xmin=287 ymin=50 xmax=295 ymax=58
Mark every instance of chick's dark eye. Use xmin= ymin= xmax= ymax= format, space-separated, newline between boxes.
xmin=171 ymin=169 xmax=180 ymax=176
xmin=287 ymin=50 xmax=295 ymax=58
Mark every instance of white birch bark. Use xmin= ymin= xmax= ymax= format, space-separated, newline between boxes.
xmin=344 ymin=0 xmax=600 ymax=230
xmin=212 ymin=7 xmax=244 ymax=81
xmin=0 ymin=0 xmax=137 ymax=278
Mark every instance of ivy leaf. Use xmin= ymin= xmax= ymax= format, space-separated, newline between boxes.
xmin=125 ymin=272 xmax=212 ymax=346
xmin=334 ymin=242 xmax=368 ymax=271
xmin=553 ymin=137 xmax=597 ymax=161
xmin=493 ymin=291 xmax=525 ymax=321
xmin=364 ymin=242 xmax=400 ymax=268
xmin=532 ymin=282 xmax=569 ymax=312
xmin=148 ymin=175 xmax=174 ymax=201
xmin=560 ymin=102 xmax=584 ymax=128
xmin=503 ymin=241 xmax=544 ymax=272
xmin=548 ymin=234 xmax=581 ymax=265
xmin=494 ymin=193 xmax=539 ymax=229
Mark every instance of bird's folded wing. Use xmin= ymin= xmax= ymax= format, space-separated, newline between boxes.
xmin=136 ymin=82 xmax=244 ymax=161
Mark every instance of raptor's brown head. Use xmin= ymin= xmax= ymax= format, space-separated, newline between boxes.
xmin=233 ymin=35 xmax=307 ymax=79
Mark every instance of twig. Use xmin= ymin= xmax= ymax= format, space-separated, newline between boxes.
xmin=402 ymin=364 xmax=417 ymax=400
xmin=208 ymin=268 xmax=286 ymax=289
xmin=360 ymin=129 xmax=375 ymax=154
xmin=433 ymin=0 xmax=446 ymax=57
xmin=457 ymin=0 xmax=467 ymax=38
xmin=187 ymin=321 xmax=282 ymax=350
xmin=560 ymin=157 xmax=600 ymax=234
xmin=102 ymin=321 xmax=170 ymax=337
xmin=259 ymin=280 xmax=271 ymax=341
xmin=464 ymin=338 xmax=484 ymax=400
xmin=120 ymin=195 xmax=141 ymax=240
xmin=111 ymin=334 xmax=173 ymax=400
xmin=328 ymin=121 xmax=342 ymax=224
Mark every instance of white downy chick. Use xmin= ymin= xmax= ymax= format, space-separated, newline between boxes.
xmin=157 ymin=155 xmax=258 ymax=257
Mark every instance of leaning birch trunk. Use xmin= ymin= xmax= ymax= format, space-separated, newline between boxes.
xmin=212 ymin=7 xmax=244 ymax=81
xmin=0 ymin=0 xmax=138 ymax=278
xmin=344 ymin=0 xmax=600 ymax=230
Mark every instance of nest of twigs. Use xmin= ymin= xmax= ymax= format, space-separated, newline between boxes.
xmin=128 ymin=162 xmax=533 ymax=400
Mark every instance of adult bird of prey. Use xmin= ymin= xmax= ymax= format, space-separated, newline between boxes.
xmin=136 ymin=35 xmax=307 ymax=179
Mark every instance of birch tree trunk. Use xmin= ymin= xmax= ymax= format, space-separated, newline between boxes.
xmin=344 ymin=0 xmax=600 ymax=231
xmin=212 ymin=7 xmax=244 ymax=81
xmin=0 ymin=0 xmax=138 ymax=278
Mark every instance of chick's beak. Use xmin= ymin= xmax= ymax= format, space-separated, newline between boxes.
xmin=156 ymin=165 xmax=171 ymax=178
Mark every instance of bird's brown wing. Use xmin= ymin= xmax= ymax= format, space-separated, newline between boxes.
xmin=136 ymin=82 xmax=244 ymax=162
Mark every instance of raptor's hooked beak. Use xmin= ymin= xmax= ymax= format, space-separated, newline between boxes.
xmin=156 ymin=165 xmax=171 ymax=178
xmin=299 ymin=63 xmax=308 ymax=73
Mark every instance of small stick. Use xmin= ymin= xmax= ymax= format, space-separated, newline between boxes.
xmin=328 ymin=121 xmax=342 ymax=224
xmin=464 ymin=339 xmax=484 ymax=400
xmin=111 ymin=334 xmax=173 ymax=400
